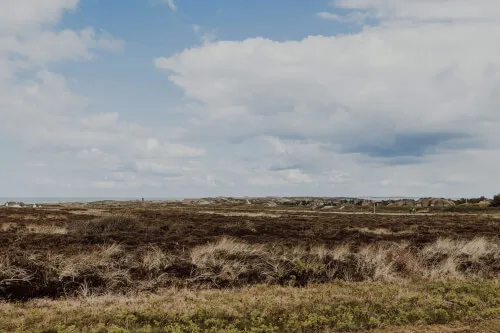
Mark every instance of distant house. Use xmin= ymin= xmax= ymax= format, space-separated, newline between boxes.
xmin=388 ymin=199 xmax=416 ymax=207
xmin=432 ymin=199 xmax=455 ymax=207
xmin=5 ymin=202 xmax=26 ymax=208
xmin=361 ymin=200 xmax=373 ymax=207
xmin=417 ymin=198 xmax=455 ymax=207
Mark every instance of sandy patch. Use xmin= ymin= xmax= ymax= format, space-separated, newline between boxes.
xmin=199 ymin=211 xmax=281 ymax=218
xmin=1 ymin=222 xmax=17 ymax=232
xmin=25 ymin=224 xmax=68 ymax=235
xmin=348 ymin=227 xmax=414 ymax=236
xmin=7 ymin=214 xmax=38 ymax=220
xmin=67 ymin=209 xmax=109 ymax=216
xmin=1 ymin=222 xmax=67 ymax=234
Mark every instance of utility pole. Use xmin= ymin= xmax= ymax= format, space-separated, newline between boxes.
xmin=373 ymin=204 xmax=376 ymax=214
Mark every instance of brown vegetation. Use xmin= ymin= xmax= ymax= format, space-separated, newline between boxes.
xmin=1 ymin=207 xmax=499 ymax=254
xmin=1 ymin=235 xmax=498 ymax=300
xmin=0 ymin=204 xmax=499 ymax=331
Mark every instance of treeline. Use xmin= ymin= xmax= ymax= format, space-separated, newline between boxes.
xmin=455 ymin=196 xmax=488 ymax=205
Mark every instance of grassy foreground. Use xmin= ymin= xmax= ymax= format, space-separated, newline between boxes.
xmin=1 ymin=280 xmax=499 ymax=333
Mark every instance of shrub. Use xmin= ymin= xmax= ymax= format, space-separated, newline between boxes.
xmin=491 ymin=194 xmax=500 ymax=207
xmin=71 ymin=215 xmax=141 ymax=235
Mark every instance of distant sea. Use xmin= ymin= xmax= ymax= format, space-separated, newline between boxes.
xmin=0 ymin=197 xmax=184 ymax=204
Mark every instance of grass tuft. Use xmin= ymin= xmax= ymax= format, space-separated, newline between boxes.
xmin=1 ymin=237 xmax=499 ymax=299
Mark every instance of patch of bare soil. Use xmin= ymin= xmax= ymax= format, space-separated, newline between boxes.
xmin=198 ymin=210 xmax=281 ymax=217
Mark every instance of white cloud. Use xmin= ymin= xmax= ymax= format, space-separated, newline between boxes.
xmin=0 ymin=28 xmax=123 ymax=66
xmin=131 ymin=140 xmax=205 ymax=158
xmin=156 ymin=22 xmax=500 ymax=141
xmin=328 ymin=170 xmax=350 ymax=184
xmin=317 ymin=11 xmax=368 ymax=24
xmin=24 ymin=161 xmax=48 ymax=168
xmin=190 ymin=24 xmax=217 ymax=45
xmin=201 ymin=30 xmax=217 ymax=45
xmin=248 ymin=169 xmax=312 ymax=186
xmin=35 ymin=177 xmax=57 ymax=185
xmin=282 ymin=169 xmax=313 ymax=184
xmin=166 ymin=0 xmax=177 ymax=12
xmin=317 ymin=12 xmax=343 ymax=21
xmin=2 ymin=0 xmax=500 ymax=198
xmin=154 ymin=0 xmax=500 ymax=196
xmin=80 ymin=112 xmax=120 ymax=128
xmin=0 ymin=0 xmax=210 ymax=197
xmin=0 ymin=0 xmax=79 ymax=36
xmin=331 ymin=0 xmax=500 ymax=22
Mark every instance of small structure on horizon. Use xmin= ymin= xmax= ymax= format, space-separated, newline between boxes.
xmin=5 ymin=202 xmax=25 ymax=208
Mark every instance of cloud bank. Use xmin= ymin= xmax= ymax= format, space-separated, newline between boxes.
xmin=1 ymin=0 xmax=500 ymax=198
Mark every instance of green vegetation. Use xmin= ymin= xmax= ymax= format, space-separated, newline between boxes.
xmin=1 ymin=281 xmax=499 ymax=332
xmin=455 ymin=196 xmax=488 ymax=205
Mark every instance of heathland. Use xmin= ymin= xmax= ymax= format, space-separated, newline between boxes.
xmin=0 ymin=200 xmax=499 ymax=332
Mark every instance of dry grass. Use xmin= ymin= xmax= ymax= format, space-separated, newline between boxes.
xmin=58 ymin=243 xmax=133 ymax=291
xmin=1 ymin=237 xmax=499 ymax=299
xmin=199 ymin=210 xmax=281 ymax=217
xmin=0 ymin=222 xmax=16 ymax=232
xmin=349 ymin=227 xmax=414 ymax=236
xmin=1 ymin=222 xmax=67 ymax=234
xmin=6 ymin=214 xmax=38 ymax=220
xmin=189 ymin=237 xmax=500 ymax=285
xmin=141 ymin=245 xmax=174 ymax=273
xmin=1 ymin=207 xmax=499 ymax=332
xmin=190 ymin=237 xmax=269 ymax=285
xmin=25 ymin=224 xmax=68 ymax=234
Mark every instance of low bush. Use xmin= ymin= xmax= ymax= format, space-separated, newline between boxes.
xmin=70 ymin=215 xmax=142 ymax=235
xmin=1 ymin=281 xmax=499 ymax=332
xmin=491 ymin=194 xmax=500 ymax=207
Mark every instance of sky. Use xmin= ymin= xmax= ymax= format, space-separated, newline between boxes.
xmin=1 ymin=0 xmax=500 ymax=198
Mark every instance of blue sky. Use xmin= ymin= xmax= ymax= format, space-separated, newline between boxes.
xmin=55 ymin=0 xmax=356 ymax=125
xmin=1 ymin=0 xmax=500 ymax=198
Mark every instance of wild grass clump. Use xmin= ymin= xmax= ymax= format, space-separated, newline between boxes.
xmin=58 ymin=244 xmax=133 ymax=292
xmin=0 ymin=250 xmax=61 ymax=299
xmin=1 ymin=237 xmax=499 ymax=299
xmin=420 ymin=237 xmax=500 ymax=280
xmin=188 ymin=237 xmax=499 ymax=287
xmin=190 ymin=237 xmax=268 ymax=286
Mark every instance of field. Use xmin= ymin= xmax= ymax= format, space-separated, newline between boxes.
xmin=1 ymin=202 xmax=499 ymax=332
